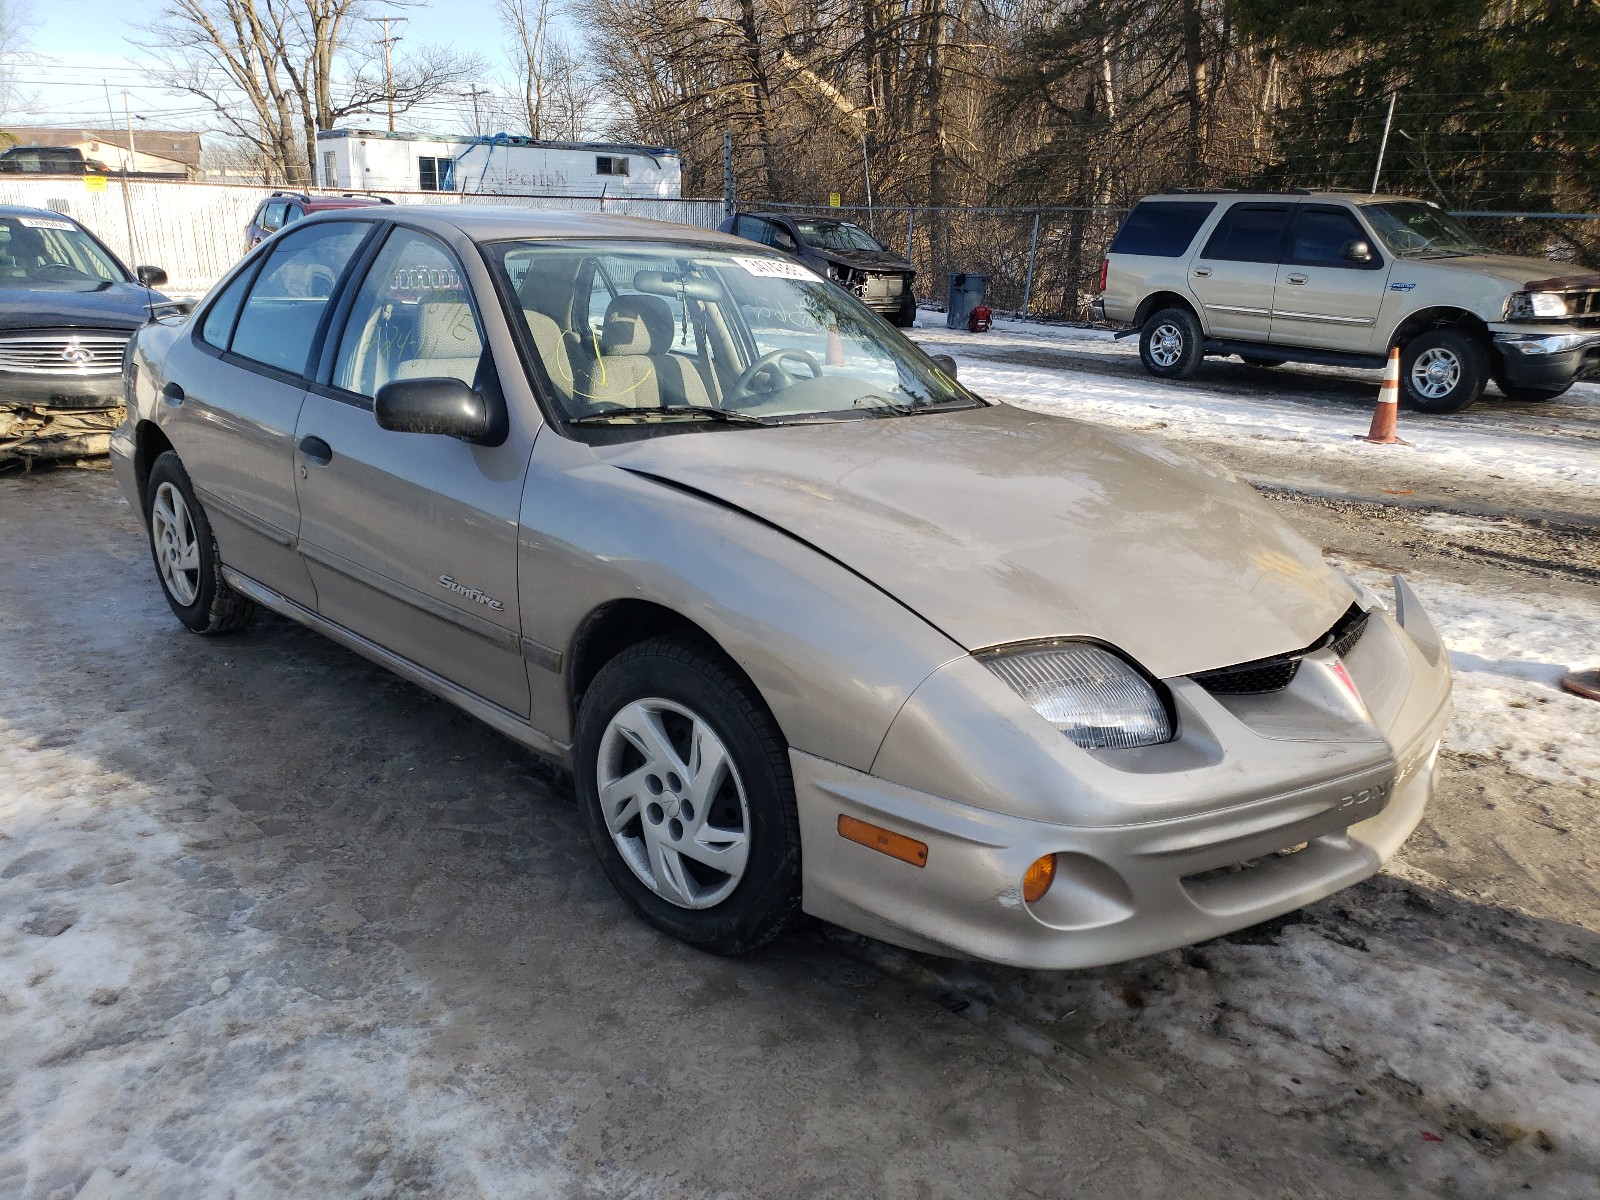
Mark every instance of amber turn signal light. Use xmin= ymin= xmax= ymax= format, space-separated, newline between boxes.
xmin=1023 ymin=854 xmax=1056 ymax=903
xmin=838 ymin=815 xmax=928 ymax=868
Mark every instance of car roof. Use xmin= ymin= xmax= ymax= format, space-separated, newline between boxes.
xmin=304 ymin=204 xmax=754 ymax=249
xmin=0 ymin=204 xmax=85 ymax=223
xmin=1143 ymin=190 xmax=1421 ymax=206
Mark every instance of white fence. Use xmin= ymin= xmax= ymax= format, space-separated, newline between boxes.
xmin=0 ymin=178 xmax=724 ymax=296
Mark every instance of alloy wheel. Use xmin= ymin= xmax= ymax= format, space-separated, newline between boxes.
xmin=150 ymin=481 xmax=201 ymax=606
xmin=596 ymin=697 xmax=751 ymax=910
xmin=1410 ymin=347 xmax=1462 ymax=400
xmin=1149 ymin=322 xmax=1184 ymax=368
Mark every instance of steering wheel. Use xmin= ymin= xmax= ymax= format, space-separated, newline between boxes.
xmin=732 ymin=348 xmax=823 ymax=398
xmin=34 ymin=264 xmax=90 ymax=282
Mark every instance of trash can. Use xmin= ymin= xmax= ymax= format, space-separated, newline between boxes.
xmin=946 ymin=272 xmax=989 ymax=330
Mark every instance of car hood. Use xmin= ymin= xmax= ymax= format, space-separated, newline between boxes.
xmin=1408 ymin=252 xmax=1600 ymax=292
xmin=0 ymin=280 xmax=163 ymax=331
xmin=807 ymin=246 xmax=915 ymax=275
xmin=595 ymin=404 xmax=1353 ymax=678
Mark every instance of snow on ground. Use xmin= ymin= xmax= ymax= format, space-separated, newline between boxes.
xmin=0 ymin=693 xmax=590 ymax=1197
xmin=913 ymin=315 xmax=1600 ymax=502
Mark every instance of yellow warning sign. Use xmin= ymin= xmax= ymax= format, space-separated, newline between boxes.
xmin=828 ymin=192 xmax=841 ymax=207
xmin=84 ymin=175 xmax=108 ymax=192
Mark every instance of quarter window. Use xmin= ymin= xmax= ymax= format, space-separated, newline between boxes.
xmin=258 ymin=201 xmax=288 ymax=232
xmin=1288 ymin=207 xmax=1378 ymax=268
xmin=200 ymin=267 xmax=254 ymax=350
xmin=1109 ymin=201 xmax=1217 ymax=257
xmin=333 ymin=228 xmax=484 ymax=398
xmin=229 ymin=222 xmax=369 ymax=375
xmin=1200 ymin=205 xmax=1290 ymax=264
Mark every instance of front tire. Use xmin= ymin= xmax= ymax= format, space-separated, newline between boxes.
xmin=1399 ymin=329 xmax=1487 ymax=414
xmin=574 ymin=635 xmax=802 ymax=955
xmin=1496 ymin=379 xmax=1571 ymax=403
xmin=144 ymin=451 xmax=255 ymax=634
xmin=1139 ymin=306 xmax=1203 ymax=379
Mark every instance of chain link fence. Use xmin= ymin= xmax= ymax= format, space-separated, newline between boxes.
xmin=743 ymin=200 xmax=1600 ymax=322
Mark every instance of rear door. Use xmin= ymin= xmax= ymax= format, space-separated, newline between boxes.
xmin=1270 ymin=204 xmax=1393 ymax=353
xmin=1187 ymin=203 xmax=1290 ymax=341
xmin=158 ymin=220 xmax=374 ymax=608
xmin=292 ymin=224 xmax=533 ymax=716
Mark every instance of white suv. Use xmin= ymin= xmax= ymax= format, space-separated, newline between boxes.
xmin=1094 ymin=190 xmax=1600 ymax=413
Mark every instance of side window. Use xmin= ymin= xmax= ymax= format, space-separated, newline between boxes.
xmin=1200 ymin=205 xmax=1290 ymax=264
xmin=258 ymin=201 xmax=287 ymax=232
xmin=333 ymin=228 xmax=484 ymax=398
xmin=282 ymin=204 xmax=304 ymax=226
xmin=733 ymin=215 xmax=764 ymax=241
xmin=1288 ymin=206 xmax=1379 ymax=268
xmin=1109 ymin=201 xmax=1217 ymax=257
xmin=201 ymin=267 xmax=254 ymax=350
xmin=230 ymin=222 xmax=369 ymax=375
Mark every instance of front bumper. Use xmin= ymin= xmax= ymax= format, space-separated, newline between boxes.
xmin=794 ymin=582 xmax=1452 ymax=969
xmin=1491 ymin=328 xmax=1600 ymax=390
xmin=0 ymin=370 xmax=124 ymax=409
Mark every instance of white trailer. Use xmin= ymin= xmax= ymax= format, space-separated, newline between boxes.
xmin=314 ymin=129 xmax=682 ymax=199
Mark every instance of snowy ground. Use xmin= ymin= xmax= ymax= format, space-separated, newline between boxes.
xmin=4 ymin=321 xmax=1600 ymax=1196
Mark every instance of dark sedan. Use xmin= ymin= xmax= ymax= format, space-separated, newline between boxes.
xmin=719 ymin=211 xmax=917 ymax=327
xmin=0 ymin=205 xmax=172 ymax=462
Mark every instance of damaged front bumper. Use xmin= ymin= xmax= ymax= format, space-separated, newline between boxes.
xmin=1 ymin=369 xmax=126 ymax=464
xmin=794 ymin=578 xmax=1452 ymax=969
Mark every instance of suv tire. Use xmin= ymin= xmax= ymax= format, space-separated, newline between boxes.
xmin=574 ymin=635 xmax=803 ymax=956
xmin=1496 ymin=380 xmax=1571 ymax=403
xmin=1399 ymin=329 xmax=1487 ymax=414
xmin=144 ymin=451 xmax=256 ymax=634
xmin=1139 ymin=307 xmax=1203 ymax=379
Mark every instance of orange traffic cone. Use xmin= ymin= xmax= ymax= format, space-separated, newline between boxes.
xmin=1359 ymin=347 xmax=1409 ymax=445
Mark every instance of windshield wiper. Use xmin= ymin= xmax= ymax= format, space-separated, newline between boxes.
xmin=570 ymin=405 xmax=770 ymax=427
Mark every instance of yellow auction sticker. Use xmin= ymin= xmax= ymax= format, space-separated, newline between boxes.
xmin=84 ymin=175 xmax=107 ymax=192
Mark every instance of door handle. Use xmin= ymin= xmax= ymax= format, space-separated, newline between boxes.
xmin=1286 ymin=273 xmax=1308 ymax=285
xmin=161 ymin=381 xmax=184 ymax=406
xmin=298 ymin=435 xmax=333 ymax=466
xmin=1193 ymin=266 xmax=1212 ymax=278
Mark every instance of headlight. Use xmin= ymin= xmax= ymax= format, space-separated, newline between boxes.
xmin=1506 ymin=291 xmax=1571 ymax=320
xmin=984 ymin=643 xmax=1172 ymax=750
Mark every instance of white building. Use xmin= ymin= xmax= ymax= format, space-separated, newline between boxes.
xmin=314 ymin=129 xmax=682 ymax=199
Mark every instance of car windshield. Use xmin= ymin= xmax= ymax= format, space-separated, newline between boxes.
xmin=489 ymin=239 xmax=981 ymax=431
xmin=1362 ymin=202 xmax=1485 ymax=257
xmin=0 ymin=214 xmax=127 ymax=285
xmin=793 ymin=220 xmax=885 ymax=253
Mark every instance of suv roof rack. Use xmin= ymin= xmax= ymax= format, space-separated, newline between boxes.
xmin=1160 ymin=187 xmax=1314 ymax=196
xmin=340 ymin=192 xmax=396 ymax=204
xmin=269 ymin=190 xmax=311 ymax=201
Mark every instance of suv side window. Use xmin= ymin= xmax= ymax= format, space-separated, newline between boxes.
xmin=734 ymin=215 xmax=767 ymax=241
xmin=1200 ymin=204 xmax=1290 ymax=263
xmin=258 ymin=201 xmax=288 ymax=232
xmin=229 ymin=222 xmax=370 ymax=375
xmin=282 ymin=203 xmax=304 ymax=226
xmin=333 ymin=228 xmax=485 ymax=398
xmin=1110 ymin=201 xmax=1217 ymax=257
xmin=1287 ymin=206 xmax=1381 ymax=269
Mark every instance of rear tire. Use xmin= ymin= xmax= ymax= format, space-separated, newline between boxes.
xmin=574 ymin=635 xmax=802 ymax=956
xmin=143 ymin=451 xmax=255 ymax=634
xmin=1399 ymin=329 xmax=1487 ymax=414
xmin=1139 ymin=306 xmax=1203 ymax=379
xmin=1496 ymin=380 xmax=1570 ymax=403
xmin=892 ymin=297 xmax=917 ymax=328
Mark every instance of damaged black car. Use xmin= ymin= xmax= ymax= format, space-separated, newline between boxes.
xmin=0 ymin=205 xmax=174 ymax=465
xmin=719 ymin=211 xmax=917 ymax=327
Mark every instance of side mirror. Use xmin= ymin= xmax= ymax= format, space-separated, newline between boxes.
xmin=1340 ymin=239 xmax=1373 ymax=264
xmin=929 ymin=353 xmax=958 ymax=379
xmin=773 ymin=229 xmax=796 ymax=251
xmin=136 ymin=265 xmax=168 ymax=287
xmin=375 ymin=377 xmax=490 ymax=441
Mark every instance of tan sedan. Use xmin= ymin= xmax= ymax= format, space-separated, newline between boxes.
xmin=112 ymin=207 xmax=1452 ymax=967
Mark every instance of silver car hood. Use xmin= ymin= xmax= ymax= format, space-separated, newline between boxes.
xmin=595 ymin=404 xmax=1353 ymax=678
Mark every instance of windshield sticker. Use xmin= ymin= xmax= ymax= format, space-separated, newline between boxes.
xmin=17 ymin=217 xmax=76 ymax=231
xmin=732 ymin=255 xmax=817 ymax=281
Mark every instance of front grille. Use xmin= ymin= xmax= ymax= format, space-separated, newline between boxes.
xmin=1192 ymin=603 xmax=1370 ymax=696
xmin=0 ymin=332 xmax=129 ymax=375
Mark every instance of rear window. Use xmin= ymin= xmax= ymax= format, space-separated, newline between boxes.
xmin=1109 ymin=201 xmax=1217 ymax=257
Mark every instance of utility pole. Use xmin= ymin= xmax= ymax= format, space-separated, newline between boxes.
xmin=120 ymin=90 xmax=141 ymax=265
xmin=367 ymin=15 xmax=408 ymax=132
xmin=723 ymin=130 xmax=734 ymax=220
xmin=1371 ymin=92 xmax=1398 ymax=194
xmin=861 ymin=133 xmax=874 ymax=235
xmin=465 ymin=85 xmax=489 ymax=137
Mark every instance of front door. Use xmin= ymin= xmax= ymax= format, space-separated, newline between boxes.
xmin=1270 ymin=205 xmax=1394 ymax=353
xmin=293 ymin=226 xmax=533 ymax=717
xmin=1187 ymin=203 xmax=1290 ymax=341
xmin=161 ymin=221 xmax=373 ymax=608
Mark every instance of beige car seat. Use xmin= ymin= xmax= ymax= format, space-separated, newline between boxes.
xmin=583 ymin=294 xmax=710 ymax=410
xmin=393 ymin=299 xmax=483 ymax=384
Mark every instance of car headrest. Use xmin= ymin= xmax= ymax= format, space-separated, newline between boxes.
xmin=601 ymin=293 xmax=674 ymax=356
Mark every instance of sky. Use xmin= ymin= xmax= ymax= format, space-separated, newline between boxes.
xmin=9 ymin=0 xmax=522 ymax=140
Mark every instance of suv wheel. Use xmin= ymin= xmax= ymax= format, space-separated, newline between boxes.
xmin=574 ymin=635 xmax=803 ymax=955
xmin=144 ymin=451 xmax=256 ymax=634
xmin=1139 ymin=307 xmax=1203 ymax=379
xmin=1399 ymin=329 xmax=1487 ymax=414
xmin=1496 ymin=380 xmax=1571 ymax=403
